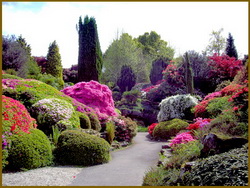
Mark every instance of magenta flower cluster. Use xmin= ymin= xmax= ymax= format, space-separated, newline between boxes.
xmin=61 ymin=80 xmax=118 ymax=120
xmin=169 ymin=132 xmax=195 ymax=147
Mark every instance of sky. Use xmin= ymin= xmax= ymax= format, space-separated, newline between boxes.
xmin=2 ymin=1 xmax=249 ymax=68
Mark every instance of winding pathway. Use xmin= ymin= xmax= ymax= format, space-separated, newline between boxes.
xmin=2 ymin=132 xmax=165 ymax=186
xmin=69 ymin=132 xmax=165 ymax=186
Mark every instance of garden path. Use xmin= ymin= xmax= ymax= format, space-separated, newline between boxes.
xmin=69 ymin=132 xmax=166 ymax=186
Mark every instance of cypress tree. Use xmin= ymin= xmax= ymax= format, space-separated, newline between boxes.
xmin=77 ymin=16 xmax=103 ymax=82
xmin=184 ymin=52 xmax=194 ymax=94
xmin=225 ymin=33 xmax=238 ymax=59
xmin=149 ymin=58 xmax=168 ymax=85
xmin=117 ymin=65 xmax=136 ymax=93
xmin=46 ymin=40 xmax=64 ymax=87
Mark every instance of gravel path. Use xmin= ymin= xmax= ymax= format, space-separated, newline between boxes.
xmin=2 ymin=132 xmax=165 ymax=186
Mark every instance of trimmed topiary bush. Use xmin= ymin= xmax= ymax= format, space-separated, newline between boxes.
xmin=153 ymin=119 xmax=189 ymax=140
xmin=53 ymin=130 xmax=111 ymax=166
xmin=30 ymin=98 xmax=80 ymax=135
xmin=7 ymin=129 xmax=53 ymax=170
xmin=76 ymin=111 xmax=91 ymax=129
xmin=157 ymin=94 xmax=198 ymax=122
xmin=182 ymin=145 xmax=248 ymax=186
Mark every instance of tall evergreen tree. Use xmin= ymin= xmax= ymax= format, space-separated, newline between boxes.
xmin=225 ymin=33 xmax=238 ymax=59
xmin=46 ymin=40 xmax=64 ymax=87
xmin=77 ymin=15 xmax=103 ymax=82
xmin=183 ymin=52 xmax=194 ymax=94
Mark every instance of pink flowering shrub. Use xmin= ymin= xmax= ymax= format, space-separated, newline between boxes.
xmin=186 ymin=118 xmax=212 ymax=130
xmin=169 ymin=132 xmax=195 ymax=148
xmin=61 ymin=81 xmax=118 ymax=120
xmin=148 ymin=123 xmax=158 ymax=136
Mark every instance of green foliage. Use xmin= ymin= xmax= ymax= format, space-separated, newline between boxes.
xmin=143 ymin=166 xmax=169 ymax=186
xmin=102 ymin=33 xmax=149 ymax=84
xmin=7 ymin=129 xmax=53 ymax=170
xmin=137 ymin=31 xmax=174 ymax=61
xmin=2 ymin=73 xmax=23 ymax=80
xmin=77 ymin=16 xmax=103 ymax=82
xmin=182 ymin=145 xmax=248 ymax=186
xmin=5 ymin=69 xmax=18 ymax=76
xmin=37 ymin=73 xmax=64 ymax=90
xmin=225 ymin=33 xmax=238 ymax=59
xmin=106 ymin=121 xmax=115 ymax=144
xmin=117 ymin=65 xmax=136 ymax=93
xmin=122 ymin=89 xmax=141 ymax=104
xmin=86 ymin=112 xmax=101 ymax=131
xmin=167 ymin=140 xmax=203 ymax=168
xmin=76 ymin=111 xmax=91 ymax=129
xmin=209 ymin=109 xmax=248 ymax=138
xmin=153 ymin=119 xmax=189 ymax=140
xmin=53 ymin=130 xmax=111 ymax=166
xmin=45 ymin=40 xmax=64 ymax=88
xmin=183 ymin=52 xmax=194 ymax=94
xmin=49 ymin=125 xmax=61 ymax=148
xmin=137 ymin=126 xmax=148 ymax=132
xmin=206 ymin=96 xmax=232 ymax=118
xmin=205 ymin=28 xmax=226 ymax=55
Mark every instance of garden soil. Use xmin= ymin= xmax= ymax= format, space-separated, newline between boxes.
xmin=2 ymin=132 xmax=166 ymax=186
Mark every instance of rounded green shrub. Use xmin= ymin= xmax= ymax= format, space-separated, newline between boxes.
xmin=86 ymin=112 xmax=101 ymax=131
xmin=153 ymin=119 xmax=189 ymax=140
xmin=7 ymin=129 xmax=53 ymax=170
xmin=182 ymin=145 xmax=248 ymax=186
xmin=30 ymin=98 xmax=80 ymax=134
xmin=53 ymin=130 xmax=111 ymax=166
xmin=76 ymin=111 xmax=91 ymax=129
xmin=2 ymin=73 xmax=23 ymax=80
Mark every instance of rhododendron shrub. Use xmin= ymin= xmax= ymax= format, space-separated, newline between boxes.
xmin=162 ymin=64 xmax=185 ymax=87
xmin=186 ymin=118 xmax=212 ymax=130
xmin=157 ymin=94 xmax=198 ymax=122
xmin=2 ymin=95 xmax=37 ymax=134
xmin=169 ymin=132 xmax=195 ymax=148
xmin=111 ymin=116 xmax=137 ymax=143
xmin=208 ymin=53 xmax=242 ymax=83
xmin=148 ymin=123 xmax=158 ymax=136
xmin=61 ymin=80 xmax=118 ymax=120
xmin=30 ymin=98 xmax=80 ymax=134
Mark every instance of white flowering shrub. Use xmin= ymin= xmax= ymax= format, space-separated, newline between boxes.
xmin=157 ymin=94 xmax=198 ymax=122
xmin=31 ymin=98 xmax=80 ymax=134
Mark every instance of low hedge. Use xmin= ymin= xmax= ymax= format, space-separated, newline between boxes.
xmin=7 ymin=129 xmax=53 ymax=170
xmin=153 ymin=119 xmax=189 ymax=140
xmin=53 ymin=130 xmax=111 ymax=166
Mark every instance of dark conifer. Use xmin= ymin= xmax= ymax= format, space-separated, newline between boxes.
xmin=117 ymin=65 xmax=136 ymax=93
xmin=225 ymin=33 xmax=238 ymax=59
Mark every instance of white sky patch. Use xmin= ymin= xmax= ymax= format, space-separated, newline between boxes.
xmin=2 ymin=2 xmax=248 ymax=68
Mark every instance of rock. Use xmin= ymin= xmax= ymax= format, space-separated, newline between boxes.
xmin=201 ymin=133 xmax=248 ymax=157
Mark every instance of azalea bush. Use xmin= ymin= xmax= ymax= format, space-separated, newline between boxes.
xmin=169 ymin=132 xmax=195 ymax=148
xmin=162 ymin=64 xmax=185 ymax=88
xmin=111 ymin=116 xmax=137 ymax=143
xmin=208 ymin=53 xmax=242 ymax=84
xmin=148 ymin=123 xmax=158 ymax=136
xmin=61 ymin=80 xmax=118 ymax=120
xmin=2 ymin=95 xmax=37 ymax=134
xmin=30 ymin=98 xmax=80 ymax=135
xmin=157 ymin=94 xmax=198 ymax=122
xmin=186 ymin=117 xmax=212 ymax=131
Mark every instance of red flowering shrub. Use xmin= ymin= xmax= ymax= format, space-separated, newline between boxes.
xmin=169 ymin=132 xmax=195 ymax=148
xmin=2 ymin=95 xmax=37 ymax=134
xmin=148 ymin=123 xmax=158 ymax=136
xmin=193 ymin=99 xmax=212 ymax=118
xmin=142 ymin=84 xmax=161 ymax=93
xmin=208 ymin=53 xmax=242 ymax=81
xmin=220 ymin=83 xmax=244 ymax=96
xmin=61 ymin=80 xmax=118 ymax=120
